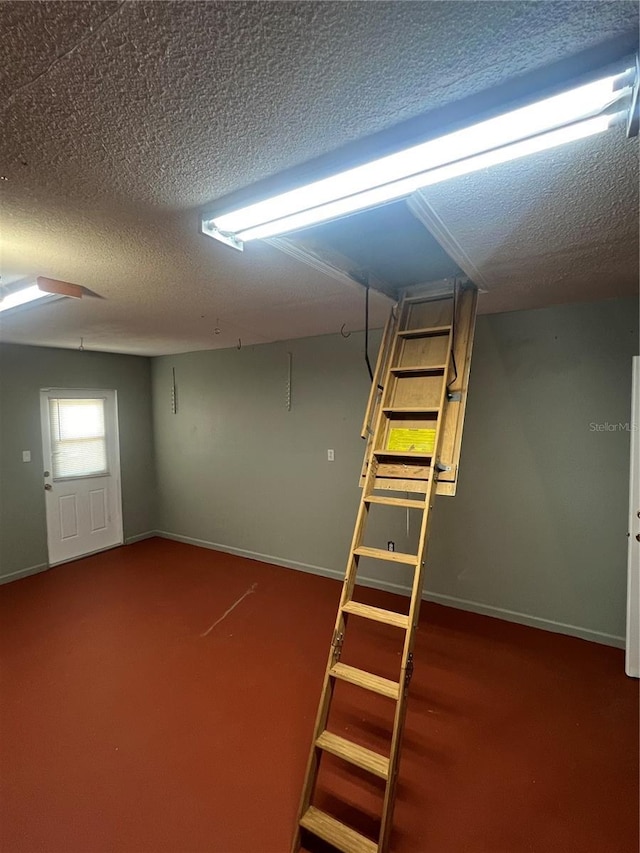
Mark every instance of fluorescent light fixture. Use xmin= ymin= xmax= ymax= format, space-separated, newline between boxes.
xmin=0 ymin=284 xmax=50 ymax=313
xmin=0 ymin=279 xmax=73 ymax=314
xmin=202 ymin=66 xmax=635 ymax=248
xmin=236 ymin=117 xmax=610 ymax=241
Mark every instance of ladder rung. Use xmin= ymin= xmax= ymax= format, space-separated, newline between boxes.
xmin=398 ymin=324 xmax=451 ymax=338
xmin=329 ymin=662 xmax=400 ymax=699
xmin=390 ymin=364 xmax=447 ymax=375
xmin=365 ymin=495 xmax=426 ymax=509
xmin=382 ymin=406 xmax=440 ymax=414
xmin=401 ymin=292 xmax=454 ymax=304
xmin=342 ymin=600 xmax=409 ymax=629
xmin=316 ymin=730 xmax=390 ymax=780
xmin=373 ymin=449 xmax=433 ymax=459
xmin=300 ymin=806 xmax=377 ymax=853
xmin=372 ymin=477 xmax=429 ymax=493
xmin=353 ymin=545 xmax=417 ymax=565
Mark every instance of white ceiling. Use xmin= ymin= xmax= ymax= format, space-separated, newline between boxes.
xmin=0 ymin=1 xmax=638 ymax=356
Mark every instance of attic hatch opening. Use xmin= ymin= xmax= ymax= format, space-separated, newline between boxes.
xmin=201 ymin=60 xmax=638 ymax=268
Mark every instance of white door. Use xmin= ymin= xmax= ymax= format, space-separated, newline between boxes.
xmin=40 ymin=389 xmax=123 ymax=566
xmin=626 ymin=357 xmax=640 ymax=678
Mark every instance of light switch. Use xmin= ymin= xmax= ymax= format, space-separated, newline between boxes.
xmin=22 ymin=450 xmax=31 ymax=463
xmin=327 ymin=449 xmax=334 ymax=461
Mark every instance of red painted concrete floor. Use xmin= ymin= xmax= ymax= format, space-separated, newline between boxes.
xmin=0 ymin=538 xmax=637 ymax=853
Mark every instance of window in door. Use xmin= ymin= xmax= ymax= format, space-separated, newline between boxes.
xmin=48 ymin=397 xmax=108 ymax=480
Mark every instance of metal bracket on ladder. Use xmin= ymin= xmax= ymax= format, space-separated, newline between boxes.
xmin=331 ymin=630 xmax=344 ymax=662
xmin=404 ymin=652 xmax=414 ymax=690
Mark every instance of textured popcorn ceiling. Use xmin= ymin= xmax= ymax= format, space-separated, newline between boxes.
xmin=415 ymin=126 xmax=639 ymax=312
xmin=0 ymin=1 xmax=638 ymax=355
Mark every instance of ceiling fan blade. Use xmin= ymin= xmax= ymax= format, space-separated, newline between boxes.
xmin=36 ymin=276 xmax=84 ymax=299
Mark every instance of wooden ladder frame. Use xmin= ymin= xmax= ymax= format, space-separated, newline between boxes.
xmin=293 ymin=281 xmax=478 ymax=853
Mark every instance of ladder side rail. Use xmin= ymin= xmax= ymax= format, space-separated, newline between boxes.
xmin=359 ymin=308 xmax=398 ymax=490
xmin=435 ymin=284 xmax=478 ymax=495
xmin=379 ymin=324 xmax=454 ymax=851
xmin=291 ymin=494 xmax=371 ymax=851
xmin=294 ymin=302 xmax=409 ymax=850
xmin=364 ymin=300 xmax=418 ymax=452
xmin=364 ymin=299 xmax=413 ymax=482
xmin=294 ymin=424 xmax=391 ymax=850
xmin=379 ymin=475 xmax=439 ymax=851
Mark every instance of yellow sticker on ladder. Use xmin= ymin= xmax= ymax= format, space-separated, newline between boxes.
xmin=387 ymin=428 xmax=436 ymax=453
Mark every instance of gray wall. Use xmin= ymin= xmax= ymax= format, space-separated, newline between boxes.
xmin=152 ymin=296 xmax=638 ymax=646
xmin=428 ymin=297 xmax=638 ymax=644
xmin=0 ymin=343 xmax=156 ymax=581
xmin=152 ymin=331 xmax=386 ymax=576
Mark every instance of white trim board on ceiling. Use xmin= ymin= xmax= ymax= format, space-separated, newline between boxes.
xmin=407 ymin=193 xmax=491 ymax=293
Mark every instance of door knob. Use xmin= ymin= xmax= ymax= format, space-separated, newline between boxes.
xmin=636 ymin=533 xmax=640 ymax=542
xmin=44 ymin=484 xmax=52 ymax=491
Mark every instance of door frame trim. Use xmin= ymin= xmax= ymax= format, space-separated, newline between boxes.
xmin=626 ymin=357 xmax=639 ymax=678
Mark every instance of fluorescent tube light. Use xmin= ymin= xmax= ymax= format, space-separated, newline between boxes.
xmin=203 ymin=67 xmax=634 ymax=247
xmin=235 ymin=117 xmax=610 ymax=241
xmin=0 ymin=284 xmax=51 ymax=313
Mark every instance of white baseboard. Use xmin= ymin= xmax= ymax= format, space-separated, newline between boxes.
xmin=0 ymin=534 xmax=156 ymax=583
xmin=154 ymin=530 xmax=625 ymax=649
xmin=154 ymin=530 xmax=346 ymax=582
xmin=0 ymin=562 xmax=49 ymax=585
xmin=125 ymin=531 xmax=157 ymax=545
xmin=422 ymin=591 xmax=625 ymax=649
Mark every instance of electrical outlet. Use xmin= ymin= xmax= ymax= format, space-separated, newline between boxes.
xmin=387 ymin=541 xmax=395 ymax=552
xmin=327 ymin=449 xmax=334 ymax=461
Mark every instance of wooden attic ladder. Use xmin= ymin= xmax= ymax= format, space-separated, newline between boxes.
xmin=293 ymin=281 xmax=478 ymax=853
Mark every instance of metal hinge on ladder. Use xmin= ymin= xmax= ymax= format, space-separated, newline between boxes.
xmin=331 ymin=630 xmax=344 ymax=662
xmin=404 ymin=653 xmax=414 ymax=690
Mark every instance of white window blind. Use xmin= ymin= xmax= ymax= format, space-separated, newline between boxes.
xmin=48 ymin=398 xmax=108 ymax=479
